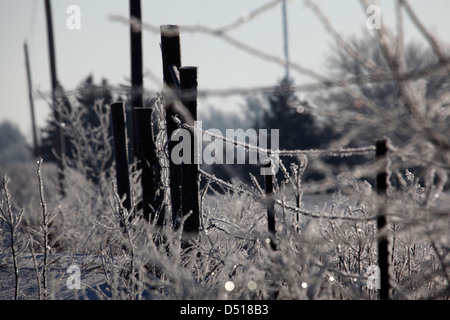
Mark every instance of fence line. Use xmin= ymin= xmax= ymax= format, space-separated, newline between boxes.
xmin=105 ymin=20 xmax=389 ymax=251
xmin=160 ymin=25 xmax=201 ymax=236
xmin=105 ymin=23 xmax=393 ymax=299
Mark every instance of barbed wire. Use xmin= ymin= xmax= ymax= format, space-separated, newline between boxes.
xmin=199 ymin=168 xmax=254 ymax=196
xmin=199 ymin=168 xmax=377 ymax=222
xmin=173 ymin=117 xmax=376 ymax=158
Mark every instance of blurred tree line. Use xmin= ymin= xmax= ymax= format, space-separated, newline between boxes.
xmin=0 ymin=121 xmax=30 ymax=167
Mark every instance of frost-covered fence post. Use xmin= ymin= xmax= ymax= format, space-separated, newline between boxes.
xmin=161 ymin=25 xmax=182 ymax=226
xmin=179 ymin=66 xmax=200 ymax=235
xmin=376 ymin=139 xmax=390 ymax=300
xmin=134 ymin=107 xmax=161 ymax=224
xmin=111 ymin=102 xmax=132 ymax=213
xmin=264 ymin=161 xmax=277 ymax=251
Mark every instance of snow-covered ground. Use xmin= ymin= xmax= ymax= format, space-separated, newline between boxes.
xmin=0 ymin=193 xmax=334 ymax=300
xmin=0 ymin=254 xmax=108 ymax=300
xmin=1 ymin=192 xmax=448 ymax=300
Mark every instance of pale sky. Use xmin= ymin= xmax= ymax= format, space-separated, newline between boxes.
xmin=1 ymin=0 xmax=449 ymax=143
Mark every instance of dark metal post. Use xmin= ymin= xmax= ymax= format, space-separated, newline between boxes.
xmin=179 ymin=66 xmax=200 ymax=235
xmin=281 ymin=0 xmax=290 ymax=80
xmin=134 ymin=108 xmax=162 ymax=224
xmin=129 ymin=0 xmax=144 ymax=160
xmin=44 ymin=0 xmax=65 ymax=196
xmin=160 ymin=25 xmax=182 ymax=226
xmin=264 ymin=161 xmax=277 ymax=251
xmin=24 ymin=41 xmax=39 ymax=158
xmin=44 ymin=0 xmax=57 ymax=92
xmin=376 ymin=139 xmax=390 ymax=300
xmin=111 ymin=102 xmax=132 ymax=213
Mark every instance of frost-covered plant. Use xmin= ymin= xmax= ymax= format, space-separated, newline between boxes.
xmin=0 ymin=175 xmax=26 ymax=299
xmin=60 ymin=98 xmax=114 ymax=203
xmin=386 ymin=169 xmax=450 ymax=299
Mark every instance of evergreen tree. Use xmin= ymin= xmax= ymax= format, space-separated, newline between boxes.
xmin=263 ymin=77 xmax=326 ymax=150
xmin=76 ymin=75 xmax=113 ymax=127
xmin=40 ymin=75 xmax=114 ymax=184
xmin=0 ymin=121 xmax=29 ymax=166
xmin=213 ymin=77 xmax=330 ymax=184
xmin=39 ymin=85 xmax=72 ymax=163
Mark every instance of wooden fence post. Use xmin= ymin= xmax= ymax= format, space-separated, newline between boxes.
xmin=264 ymin=161 xmax=277 ymax=251
xmin=179 ymin=66 xmax=200 ymax=235
xmin=160 ymin=25 xmax=182 ymax=226
xmin=111 ymin=102 xmax=132 ymax=214
xmin=376 ymin=139 xmax=390 ymax=300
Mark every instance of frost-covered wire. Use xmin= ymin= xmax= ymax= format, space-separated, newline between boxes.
xmin=199 ymin=168 xmax=257 ymax=198
xmin=199 ymin=169 xmax=377 ymax=222
xmin=176 ymin=118 xmax=376 ymax=158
